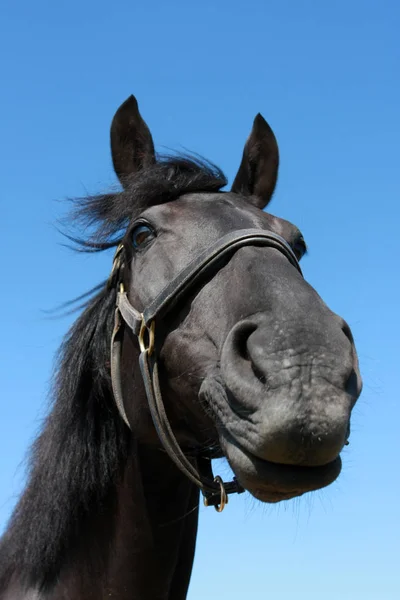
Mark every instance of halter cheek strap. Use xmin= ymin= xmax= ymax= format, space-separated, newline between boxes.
xmin=110 ymin=228 xmax=302 ymax=511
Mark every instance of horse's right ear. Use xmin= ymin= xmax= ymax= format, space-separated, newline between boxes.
xmin=231 ymin=114 xmax=279 ymax=209
xmin=110 ymin=95 xmax=156 ymax=186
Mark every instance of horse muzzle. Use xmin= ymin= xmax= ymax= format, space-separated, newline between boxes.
xmin=218 ymin=312 xmax=362 ymax=468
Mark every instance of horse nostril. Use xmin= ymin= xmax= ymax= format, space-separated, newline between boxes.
xmin=251 ymin=364 xmax=267 ymax=385
xmin=235 ymin=323 xmax=257 ymax=362
xmin=345 ymin=369 xmax=359 ymax=398
xmin=341 ymin=319 xmax=354 ymax=345
xmin=230 ymin=322 xmax=268 ymax=384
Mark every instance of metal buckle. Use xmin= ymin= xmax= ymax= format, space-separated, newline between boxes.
xmin=139 ymin=319 xmax=155 ymax=356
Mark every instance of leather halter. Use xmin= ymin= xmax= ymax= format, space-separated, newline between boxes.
xmin=109 ymin=228 xmax=302 ymax=511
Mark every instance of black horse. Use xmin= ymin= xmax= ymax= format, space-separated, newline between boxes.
xmin=0 ymin=96 xmax=362 ymax=599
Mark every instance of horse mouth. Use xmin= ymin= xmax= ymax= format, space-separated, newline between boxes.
xmin=220 ymin=434 xmax=342 ymax=502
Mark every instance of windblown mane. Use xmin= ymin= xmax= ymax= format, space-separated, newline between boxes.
xmin=70 ymin=155 xmax=227 ymax=249
xmin=0 ymin=156 xmax=227 ymax=592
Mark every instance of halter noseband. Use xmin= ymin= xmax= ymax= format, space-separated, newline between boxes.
xmin=109 ymin=228 xmax=302 ymax=511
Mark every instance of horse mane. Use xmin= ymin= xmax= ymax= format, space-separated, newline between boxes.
xmin=70 ymin=155 xmax=227 ymax=249
xmin=0 ymin=155 xmax=226 ymax=592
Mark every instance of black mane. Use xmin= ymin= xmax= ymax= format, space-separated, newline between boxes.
xmin=0 ymin=156 xmax=226 ymax=591
xmin=70 ymin=155 xmax=227 ymax=250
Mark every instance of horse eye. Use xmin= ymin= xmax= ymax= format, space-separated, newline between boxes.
xmin=131 ymin=224 xmax=155 ymax=249
xmin=293 ymin=235 xmax=307 ymax=260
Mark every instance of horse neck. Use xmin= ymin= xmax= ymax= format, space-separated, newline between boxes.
xmin=110 ymin=444 xmax=199 ymax=600
xmin=40 ymin=444 xmax=198 ymax=600
xmin=2 ymin=444 xmax=199 ymax=600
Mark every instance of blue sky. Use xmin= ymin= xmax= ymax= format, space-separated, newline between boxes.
xmin=0 ymin=1 xmax=399 ymax=598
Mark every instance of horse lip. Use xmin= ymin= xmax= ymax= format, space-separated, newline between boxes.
xmin=220 ymin=432 xmax=342 ymax=502
xmin=199 ymin=375 xmax=344 ymax=500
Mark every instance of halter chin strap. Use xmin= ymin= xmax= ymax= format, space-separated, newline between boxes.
xmin=110 ymin=228 xmax=302 ymax=511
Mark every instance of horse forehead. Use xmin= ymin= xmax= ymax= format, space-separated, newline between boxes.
xmin=148 ymin=192 xmax=300 ymax=241
xmin=148 ymin=192 xmax=260 ymax=224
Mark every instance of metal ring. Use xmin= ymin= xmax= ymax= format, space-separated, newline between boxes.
xmin=139 ymin=320 xmax=155 ymax=356
xmin=213 ymin=476 xmax=228 ymax=513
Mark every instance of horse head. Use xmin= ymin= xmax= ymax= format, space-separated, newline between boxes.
xmin=110 ymin=96 xmax=362 ymax=504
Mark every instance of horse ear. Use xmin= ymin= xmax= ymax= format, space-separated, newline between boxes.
xmin=110 ymin=95 xmax=156 ymax=186
xmin=231 ymin=114 xmax=279 ymax=209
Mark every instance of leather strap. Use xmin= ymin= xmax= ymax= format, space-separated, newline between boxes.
xmin=117 ymin=291 xmax=142 ymax=335
xmin=142 ymin=228 xmax=302 ymax=326
xmin=110 ymin=308 xmax=131 ymax=429
xmin=138 ymin=349 xmax=243 ymax=505
xmin=114 ymin=228 xmax=301 ymax=339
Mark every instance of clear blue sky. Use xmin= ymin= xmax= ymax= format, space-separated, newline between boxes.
xmin=0 ymin=1 xmax=399 ymax=598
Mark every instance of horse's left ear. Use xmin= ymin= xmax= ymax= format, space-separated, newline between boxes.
xmin=231 ymin=114 xmax=279 ymax=209
xmin=110 ymin=95 xmax=156 ymax=186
